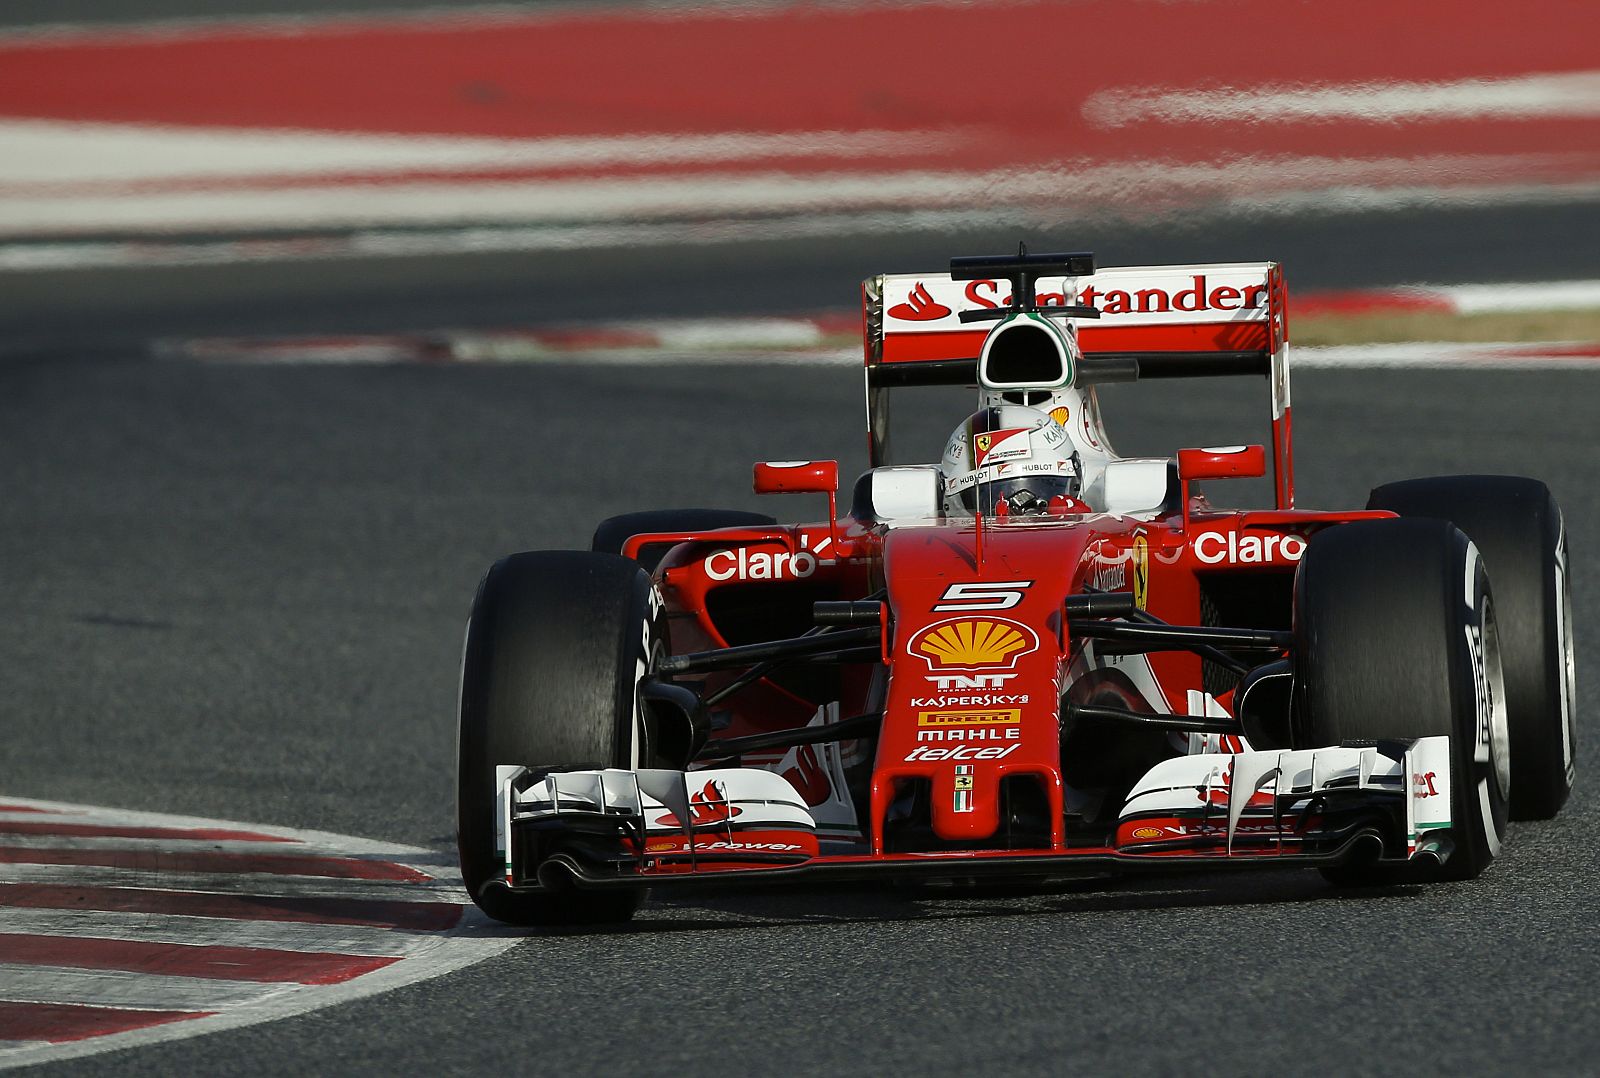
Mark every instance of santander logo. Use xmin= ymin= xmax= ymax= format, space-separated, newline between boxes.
xmin=963 ymin=274 xmax=1270 ymax=316
xmin=888 ymin=282 xmax=953 ymax=322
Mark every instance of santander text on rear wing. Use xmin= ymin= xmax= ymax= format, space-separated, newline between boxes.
xmin=860 ymin=261 xmax=1295 ymax=507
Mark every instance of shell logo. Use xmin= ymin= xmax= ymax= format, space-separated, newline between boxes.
xmin=1130 ymin=826 xmax=1163 ymax=841
xmin=910 ymin=617 xmax=1039 ymax=671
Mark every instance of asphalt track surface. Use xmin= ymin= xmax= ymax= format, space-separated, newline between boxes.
xmin=4 ymin=218 xmax=1600 ymax=1073
xmin=6 ymin=199 xmax=1600 ymax=357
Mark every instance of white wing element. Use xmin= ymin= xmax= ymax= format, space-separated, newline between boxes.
xmin=1118 ymin=736 xmax=1453 ymax=858
xmin=505 ymin=766 xmax=816 ymax=830
xmin=496 ymin=765 xmax=820 ymax=882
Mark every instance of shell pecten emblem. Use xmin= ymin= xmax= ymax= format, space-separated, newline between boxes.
xmin=910 ymin=617 xmax=1040 ymax=671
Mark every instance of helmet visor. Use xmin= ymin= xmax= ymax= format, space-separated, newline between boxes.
xmin=958 ymin=474 xmax=1079 ymax=517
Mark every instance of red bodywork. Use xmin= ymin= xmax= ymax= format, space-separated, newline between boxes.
xmin=626 ymin=500 xmax=1392 ymax=864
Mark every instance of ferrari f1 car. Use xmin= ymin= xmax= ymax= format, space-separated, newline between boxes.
xmin=457 ymin=249 xmax=1577 ymax=925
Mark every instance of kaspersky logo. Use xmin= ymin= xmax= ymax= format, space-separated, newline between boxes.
xmin=888 ymin=281 xmax=953 ymax=322
xmin=909 ymin=617 xmax=1040 ymax=672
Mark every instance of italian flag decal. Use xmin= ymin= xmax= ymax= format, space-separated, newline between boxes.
xmin=953 ymin=765 xmax=975 ymax=814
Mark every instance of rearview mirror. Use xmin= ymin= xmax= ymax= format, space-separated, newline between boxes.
xmin=753 ymin=460 xmax=839 ymax=532
xmin=1177 ymin=445 xmax=1266 ymax=482
xmin=753 ymin=460 xmax=839 ymax=495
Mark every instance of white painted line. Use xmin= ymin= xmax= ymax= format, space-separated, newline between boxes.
xmin=1086 ymin=71 xmax=1600 ymax=127
xmin=0 ymin=862 xmax=467 ymax=900
xmin=0 ymin=797 xmax=376 ymax=858
xmin=1295 ymin=342 xmax=1600 ymax=368
xmin=0 ymin=910 xmax=431 ymax=957
xmin=0 ymin=120 xmax=952 ymax=187
xmin=0 ymin=833 xmax=395 ymax=853
xmin=0 ymin=965 xmax=287 ymax=1010
xmin=0 ymin=151 xmax=1586 ymax=237
xmin=1439 ymin=280 xmax=1600 ymax=313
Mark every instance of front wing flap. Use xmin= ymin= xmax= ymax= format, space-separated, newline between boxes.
xmin=492 ymin=736 xmax=1453 ymax=892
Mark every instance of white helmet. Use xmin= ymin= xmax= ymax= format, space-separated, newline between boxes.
xmin=941 ymin=405 xmax=1081 ymax=517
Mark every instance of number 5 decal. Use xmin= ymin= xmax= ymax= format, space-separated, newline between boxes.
xmin=932 ymin=581 xmax=1033 ymax=611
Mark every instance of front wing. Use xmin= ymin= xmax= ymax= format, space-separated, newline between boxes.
xmin=489 ymin=738 xmax=1453 ymax=894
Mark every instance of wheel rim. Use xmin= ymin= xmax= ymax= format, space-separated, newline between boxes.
xmin=1556 ymin=527 xmax=1577 ymax=779
xmin=1482 ymin=594 xmax=1512 ymax=798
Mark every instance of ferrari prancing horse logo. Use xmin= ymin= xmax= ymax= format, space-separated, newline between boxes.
xmin=1133 ymin=532 xmax=1150 ymax=610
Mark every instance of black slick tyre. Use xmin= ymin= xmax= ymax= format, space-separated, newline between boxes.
xmin=1367 ymin=475 xmax=1575 ymax=819
xmin=1291 ymin=518 xmax=1510 ymax=885
xmin=592 ymin=508 xmax=777 ymax=573
xmin=456 ymin=550 xmax=663 ymax=926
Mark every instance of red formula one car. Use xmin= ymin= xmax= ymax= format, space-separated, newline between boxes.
xmin=456 ymin=249 xmax=1577 ymax=925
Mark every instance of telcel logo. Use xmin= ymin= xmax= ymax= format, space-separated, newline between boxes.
xmin=1191 ymin=531 xmax=1307 ymax=565
xmin=905 ymin=744 xmax=1021 ymax=762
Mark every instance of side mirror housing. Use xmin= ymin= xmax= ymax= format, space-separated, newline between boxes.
xmin=753 ymin=460 xmax=839 ymax=495
xmin=754 ymin=461 xmax=839 ymax=537
xmin=1178 ymin=446 xmax=1266 ymax=525
xmin=1177 ymin=445 xmax=1266 ymax=482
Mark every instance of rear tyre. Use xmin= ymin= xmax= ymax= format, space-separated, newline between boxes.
xmin=1291 ymin=519 xmax=1509 ymax=885
xmin=593 ymin=509 xmax=777 ymax=573
xmin=1367 ymin=475 xmax=1575 ymax=819
xmin=457 ymin=551 xmax=663 ymax=925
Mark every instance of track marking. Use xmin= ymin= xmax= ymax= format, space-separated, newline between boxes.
xmin=0 ymin=797 xmax=517 ymax=1071
xmin=149 ymin=320 xmax=1600 ymax=370
xmin=0 ymin=844 xmax=431 ymax=880
xmin=1085 ymin=71 xmax=1600 ymax=127
xmin=0 ymin=910 xmax=428 ymax=957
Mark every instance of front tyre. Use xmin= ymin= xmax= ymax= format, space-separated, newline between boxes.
xmin=456 ymin=551 xmax=663 ymax=926
xmin=1367 ymin=475 xmax=1575 ymax=819
xmin=1291 ymin=519 xmax=1510 ymax=884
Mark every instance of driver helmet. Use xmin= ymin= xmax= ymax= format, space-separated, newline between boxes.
xmin=940 ymin=405 xmax=1082 ymax=517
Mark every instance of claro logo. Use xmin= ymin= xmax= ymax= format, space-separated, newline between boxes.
xmin=705 ymin=546 xmax=816 ymax=581
xmin=1192 ymin=531 xmax=1307 ymax=565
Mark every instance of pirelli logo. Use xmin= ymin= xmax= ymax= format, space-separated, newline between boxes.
xmin=917 ymin=709 xmax=1023 ymax=728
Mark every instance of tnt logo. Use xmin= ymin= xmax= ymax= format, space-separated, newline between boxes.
xmin=926 ymin=673 xmax=1018 ymax=691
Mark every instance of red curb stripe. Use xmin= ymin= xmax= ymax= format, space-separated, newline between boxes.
xmin=0 ymin=846 xmax=428 ymax=882
xmin=0 ymin=821 xmax=296 ymax=843
xmin=0 ymin=805 xmax=55 ymax=814
xmin=0 ymin=934 xmax=398 ymax=985
xmin=0 ymin=0 xmax=1589 ymax=159
xmin=0 ymin=884 xmax=463 ymax=932
xmin=0 ymin=1001 xmax=210 ymax=1044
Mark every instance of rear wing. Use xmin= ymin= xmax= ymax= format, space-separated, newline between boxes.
xmin=860 ymin=261 xmax=1295 ymax=507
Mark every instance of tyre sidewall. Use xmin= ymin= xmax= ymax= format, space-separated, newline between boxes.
xmin=1450 ymin=540 xmax=1510 ymax=878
